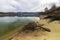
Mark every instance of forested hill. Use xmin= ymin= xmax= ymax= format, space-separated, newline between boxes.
xmin=39 ymin=5 xmax=60 ymax=15
xmin=39 ymin=5 xmax=60 ymax=22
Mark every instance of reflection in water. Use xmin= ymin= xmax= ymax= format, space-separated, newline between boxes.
xmin=0 ymin=17 xmax=39 ymax=22
xmin=0 ymin=17 xmax=39 ymax=37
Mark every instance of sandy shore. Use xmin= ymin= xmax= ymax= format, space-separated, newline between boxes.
xmin=37 ymin=19 xmax=60 ymax=40
xmin=2 ymin=19 xmax=60 ymax=40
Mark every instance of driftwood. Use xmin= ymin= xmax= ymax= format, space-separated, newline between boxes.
xmin=21 ymin=22 xmax=51 ymax=33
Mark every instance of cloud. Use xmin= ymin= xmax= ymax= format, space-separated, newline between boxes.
xmin=39 ymin=0 xmax=58 ymax=4
xmin=0 ymin=0 xmax=60 ymax=12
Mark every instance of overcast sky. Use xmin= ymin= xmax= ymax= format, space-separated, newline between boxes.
xmin=0 ymin=0 xmax=60 ymax=12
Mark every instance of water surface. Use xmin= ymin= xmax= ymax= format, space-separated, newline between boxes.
xmin=0 ymin=17 xmax=39 ymax=36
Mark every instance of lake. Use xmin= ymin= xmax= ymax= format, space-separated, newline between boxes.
xmin=0 ymin=17 xmax=39 ymax=37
